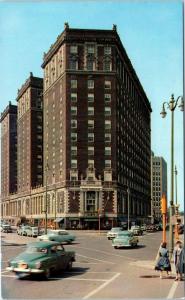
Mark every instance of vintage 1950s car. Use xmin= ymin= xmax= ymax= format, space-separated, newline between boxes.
xmin=112 ymin=231 xmax=139 ymax=248
xmin=38 ymin=230 xmax=76 ymax=244
xmin=6 ymin=241 xmax=75 ymax=279
xmin=130 ymin=225 xmax=143 ymax=236
xmin=107 ymin=227 xmax=123 ymax=240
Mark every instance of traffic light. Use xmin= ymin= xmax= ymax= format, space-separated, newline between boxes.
xmin=161 ymin=194 xmax=167 ymax=214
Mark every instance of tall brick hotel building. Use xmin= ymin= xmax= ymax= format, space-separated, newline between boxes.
xmin=1 ymin=24 xmax=152 ymax=229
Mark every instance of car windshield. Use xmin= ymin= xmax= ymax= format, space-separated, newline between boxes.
xmin=26 ymin=247 xmax=48 ymax=254
xmin=117 ymin=232 xmax=132 ymax=237
xmin=111 ymin=228 xmax=122 ymax=232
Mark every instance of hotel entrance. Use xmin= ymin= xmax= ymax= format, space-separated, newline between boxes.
xmin=84 ymin=191 xmax=99 ymax=229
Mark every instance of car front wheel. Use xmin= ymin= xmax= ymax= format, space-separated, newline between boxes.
xmin=44 ymin=268 xmax=51 ymax=279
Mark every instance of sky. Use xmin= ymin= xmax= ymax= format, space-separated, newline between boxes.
xmin=0 ymin=0 xmax=184 ymax=210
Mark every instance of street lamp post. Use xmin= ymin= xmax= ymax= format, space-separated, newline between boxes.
xmin=127 ymin=187 xmax=130 ymax=230
xmin=175 ymin=165 xmax=178 ymax=206
xmin=43 ymin=163 xmax=49 ymax=234
xmin=54 ymin=185 xmax=57 ymax=230
xmin=160 ymin=94 xmax=184 ymax=258
xmin=174 ymin=165 xmax=179 ymax=241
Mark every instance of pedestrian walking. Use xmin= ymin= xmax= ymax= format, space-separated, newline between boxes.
xmin=174 ymin=240 xmax=184 ymax=281
xmin=155 ymin=242 xmax=171 ymax=279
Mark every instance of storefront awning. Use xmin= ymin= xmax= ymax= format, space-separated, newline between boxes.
xmin=84 ymin=218 xmax=98 ymax=221
xmin=54 ymin=218 xmax=64 ymax=223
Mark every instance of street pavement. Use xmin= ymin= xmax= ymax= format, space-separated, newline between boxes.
xmin=1 ymin=230 xmax=184 ymax=299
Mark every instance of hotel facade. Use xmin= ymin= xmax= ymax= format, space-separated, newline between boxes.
xmin=1 ymin=24 xmax=152 ymax=229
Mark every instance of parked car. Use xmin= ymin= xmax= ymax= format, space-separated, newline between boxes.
xmin=112 ymin=231 xmax=139 ymax=249
xmin=140 ymin=224 xmax=147 ymax=231
xmin=6 ymin=241 xmax=75 ymax=279
xmin=26 ymin=227 xmax=45 ymax=237
xmin=130 ymin=225 xmax=143 ymax=236
xmin=38 ymin=230 xmax=76 ymax=244
xmin=1 ymin=224 xmax=12 ymax=233
xmin=155 ymin=224 xmax=162 ymax=231
xmin=146 ymin=224 xmax=157 ymax=232
xmin=107 ymin=227 xmax=123 ymax=240
xmin=17 ymin=225 xmax=31 ymax=236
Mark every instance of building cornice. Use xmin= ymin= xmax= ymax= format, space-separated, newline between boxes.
xmin=16 ymin=73 xmax=43 ymax=102
xmin=41 ymin=25 xmax=151 ymax=112
xmin=0 ymin=102 xmax=17 ymax=123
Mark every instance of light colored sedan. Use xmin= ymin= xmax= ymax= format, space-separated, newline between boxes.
xmin=107 ymin=227 xmax=123 ymax=240
xmin=38 ymin=230 xmax=76 ymax=244
xmin=112 ymin=231 xmax=139 ymax=248
xmin=27 ymin=227 xmax=44 ymax=237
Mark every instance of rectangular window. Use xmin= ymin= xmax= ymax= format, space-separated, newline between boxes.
xmin=88 ymin=160 xmax=94 ymax=167
xmin=71 ymin=146 xmax=77 ymax=156
xmin=88 ymin=107 xmax=94 ymax=116
xmin=88 ymin=133 xmax=94 ymax=142
xmin=70 ymin=45 xmax=78 ymax=53
xmin=105 ymin=107 xmax=111 ymax=116
xmin=71 ymin=93 xmax=77 ymax=102
xmin=88 ymin=120 xmax=94 ymax=129
xmin=104 ymin=60 xmax=111 ymax=71
xmin=37 ymin=134 xmax=42 ymax=140
xmin=71 ymin=106 xmax=77 ymax=116
xmin=88 ymin=146 xmax=94 ymax=156
xmin=37 ymin=125 xmax=42 ymax=132
xmin=105 ymin=160 xmax=111 ymax=168
xmin=105 ymin=81 xmax=111 ymax=89
xmin=105 ymin=133 xmax=111 ymax=142
xmin=71 ymin=120 xmax=77 ymax=128
xmin=105 ymin=147 xmax=111 ymax=156
xmin=87 ymin=44 xmax=95 ymax=54
xmin=71 ymin=80 xmax=77 ymax=89
xmin=104 ymin=46 xmax=111 ymax=55
xmin=69 ymin=60 xmax=78 ymax=70
xmin=87 ymin=60 xmax=94 ymax=71
xmin=105 ymin=94 xmax=111 ymax=102
xmin=71 ymin=133 xmax=77 ymax=142
xmin=88 ymin=93 xmax=94 ymax=102
xmin=105 ymin=120 xmax=111 ymax=130
xmin=71 ymin=159 xmax=77 ymax=168
xmin=88 ymin=80 xmax=94 ymax=89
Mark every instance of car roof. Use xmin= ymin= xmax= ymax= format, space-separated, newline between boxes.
xmin=27 ymin=241 xmax=60 ymax=248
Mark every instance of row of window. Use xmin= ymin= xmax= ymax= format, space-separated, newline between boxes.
xmin=70 ymin=159 xmax=111 ymax=169
xmin=71 ymin=146 xmax=111 ymax=156
xmin=71 ymin=106 xmax=111 ymax=116
xmin=70 ymin=93 xmax=111 ymax=103
xmin=70 ymin=45 xmax=111 ymax=55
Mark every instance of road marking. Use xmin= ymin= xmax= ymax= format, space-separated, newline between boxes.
xmin=1 ymin=270 xmax=10 ymax=274
xmin=1 ymin=274 xmax=16 ymax=278
xmin=73 ymin=246 xmax=137 ymax=261
xmin=167 ymin=281 xmax=179 ymax=299
xmin=76 ymin=254 xmax=114 ymax=264
xmin=51 ymin=277 xmax=106 ymax=282
xmin=83 ymin=272 xmax=121 ymax=299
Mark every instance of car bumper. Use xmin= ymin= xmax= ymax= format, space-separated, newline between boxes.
xmin=112 ymin=244 xmax=131 ymax=248
xmin=6 ymin=267 xmax=44 ymax=274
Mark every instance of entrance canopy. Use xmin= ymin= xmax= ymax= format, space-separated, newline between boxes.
xmin=54 ymin=218 xmax=64 ymax=223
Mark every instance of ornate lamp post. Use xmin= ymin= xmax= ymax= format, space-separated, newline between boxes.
xmin=43 ymin=163 xmax=49 ymax=234
xmin=127 ymin=186 xmax=130 ymax=230
xmin=174 ymin=165 xmax=180 ymax=240
xmin=160 ymin=94 xmax=184 ymax=258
